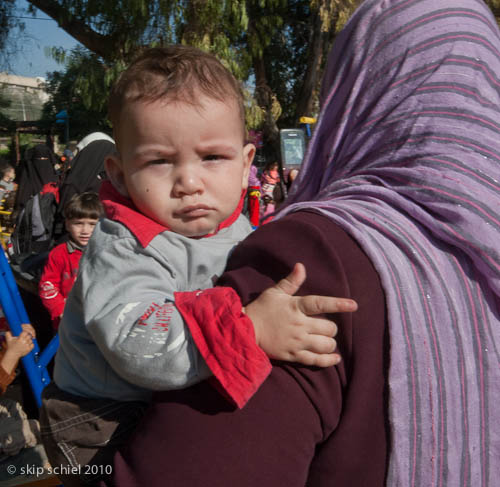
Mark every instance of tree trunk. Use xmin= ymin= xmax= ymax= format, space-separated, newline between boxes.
xmin=253 ymin=54 xmax=281 ymax=161
xmin=294 ymin=8 xmax=324 ymax=122
xmin=294 ymin=0 xmax=340 ymax=122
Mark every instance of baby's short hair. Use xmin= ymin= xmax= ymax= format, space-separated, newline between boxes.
xmin=0 ymin=159 xmax=14 ymax=179
xmin=108 ymin=45 xmax=246 ymax=140
xmin=64 ymin=192 xmax=104 ymax=221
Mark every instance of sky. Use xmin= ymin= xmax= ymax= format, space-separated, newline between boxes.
xmin=8 ymin=0 xmax=81 ymax=79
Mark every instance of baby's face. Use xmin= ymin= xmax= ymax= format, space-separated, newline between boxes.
xmin=2 ymin=168 xmax=14 ymax=182
xmin=107 ymin=96 xmax=254 ymax=237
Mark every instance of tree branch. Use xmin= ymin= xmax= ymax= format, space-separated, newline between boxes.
xmin=27 ymin=0 xmax=116 ymax=61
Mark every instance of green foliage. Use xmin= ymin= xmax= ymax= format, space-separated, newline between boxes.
xmin=30 ymin=0 xmax=364 ymax=147
xmin=0 ymin=86 xmax=14 ymax=130
xmin=0 ymin=0 xmax=26 ymax=70
xmin=40 ymin=47 xmax=111 ymax=141
xmin=485 ymin=0 xmax=500 ymax=27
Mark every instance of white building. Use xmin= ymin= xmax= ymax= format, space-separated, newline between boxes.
xmin=0 ymin=73 xmax=50 ymax=122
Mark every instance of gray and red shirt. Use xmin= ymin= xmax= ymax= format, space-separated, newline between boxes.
xmin=54 ymin=181 xmax=271 ymax=406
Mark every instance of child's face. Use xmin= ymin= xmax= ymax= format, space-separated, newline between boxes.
xmin=2 ymin=168 xmax=14 ymax=182
xmin=106 ymin=95 xmax=255 ymax=237
xmin=65 ymin=218 xmax=99 ymax=247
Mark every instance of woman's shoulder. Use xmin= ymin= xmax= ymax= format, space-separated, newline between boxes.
xmin=248 ymin=210 xmax=349 ymax=254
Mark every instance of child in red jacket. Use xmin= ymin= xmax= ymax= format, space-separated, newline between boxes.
xmin=39 ymin=192 xmax=104 ymax=330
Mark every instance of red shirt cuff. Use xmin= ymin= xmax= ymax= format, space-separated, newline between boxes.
xmin=175 ymin=287 xmax=271 ymax=408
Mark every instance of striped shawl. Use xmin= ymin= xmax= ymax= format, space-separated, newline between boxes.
xmin=277 ymin=0 xmax=500 ymax=485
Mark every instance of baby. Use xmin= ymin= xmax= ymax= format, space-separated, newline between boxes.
xmin=40 ymin=45 xmax=356 ymax=486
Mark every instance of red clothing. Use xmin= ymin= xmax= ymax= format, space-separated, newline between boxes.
xmin=247 ymin=186 xmax=261 ymax=226
xmin=39 ymin=242 xmax=82 ymax=329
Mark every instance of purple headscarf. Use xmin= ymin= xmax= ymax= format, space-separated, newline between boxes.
xmin=278 ymin=0 xmax=500 ymax=485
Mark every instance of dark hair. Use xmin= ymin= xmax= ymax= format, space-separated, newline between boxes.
xmin=265 ymin=161 xmax=279 ymax=171
xmin=0 ymin=160 xmax=14 ymax=179
xmin=63 ymin=192 xmax=104 ymax=221
xmin=108 ymin=45 xmax=246 ymax=141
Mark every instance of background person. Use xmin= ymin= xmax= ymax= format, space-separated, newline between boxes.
xmin=0 ymin=163 xmax=16 ymax=201
xmin=14 ymin=140 xmax=59 ymax=212
xmin=246 ymin=163 xmax=261 ymax=226
xmin=259 ymin=161 xmax=280 ymax=221
xmin=75 ymin=131 xmax=114 ymax=153
xmin=38 ymin=192 xmax=103 ymax=330
xmin=0 ymin=324 xmax=50 ymax=482
xmin=112 ymin=0 xmax=500 ymax=485
xmin=54 ymin=139 xmax=115 ymax=240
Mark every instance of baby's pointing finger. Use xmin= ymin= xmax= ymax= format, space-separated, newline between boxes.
xmin=298 ymin=295 xmax=358 ymax=316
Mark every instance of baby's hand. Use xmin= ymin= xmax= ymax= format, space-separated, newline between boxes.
xmin=4 ymin=330 xmax=35 ymax=359
xmin=243 ymin=263 xmax=357 ymax=367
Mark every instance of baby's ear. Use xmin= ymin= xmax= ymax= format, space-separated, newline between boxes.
xmin=242 ymin=143 xmax=256 ymax=190
xmin=104 ymin=153 xmax=128 ymax=196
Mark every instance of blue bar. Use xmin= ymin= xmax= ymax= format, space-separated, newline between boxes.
xmin=38 ymin=335 xmax=59 ymax=369
xmin=0 ymin=249 xmax=56 ymax=408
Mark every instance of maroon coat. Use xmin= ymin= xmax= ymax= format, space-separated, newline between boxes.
xmin=112 ymin=211 xmax=389 ymax=486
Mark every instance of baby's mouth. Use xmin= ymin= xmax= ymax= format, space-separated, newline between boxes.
xmin=177 ymin=205 xmax=212 ymax=218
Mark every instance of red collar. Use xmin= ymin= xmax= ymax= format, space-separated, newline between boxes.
xmin=99 ymin=181 xmax=245 ymax=248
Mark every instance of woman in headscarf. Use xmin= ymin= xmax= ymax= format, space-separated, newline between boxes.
xmin=54 ymin=139 xmax=115 ymax=239
xmin=58 ymin=139 xmax=115 ymax=206
xmin=111 ymin=0 xmax=500 ymax=485
xmin=14 ymin=142 xmax=59 ymax=212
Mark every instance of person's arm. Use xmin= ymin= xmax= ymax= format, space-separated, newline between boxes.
xmin=0 ymin=324 xmax=36 ymax=394
xmin=39 ymin=247 xmax=66 ymax=322
xmin=0 ymin=348 xmax=16 ymax=395
xmin=79 ymin=236 xmax=351 ymax=407
xmin=76 ymin=237 xmax=237 ymax=392
xmin=175 ymin=263 xmax=356 ymax=407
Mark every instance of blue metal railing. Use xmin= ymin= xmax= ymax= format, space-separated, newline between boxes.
xmin=0 ymin=248 xmax=58 ymax=407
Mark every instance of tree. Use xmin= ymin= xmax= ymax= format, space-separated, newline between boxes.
xmin=28 ymin=0 xmax=177 ymax=62
xmin=40 ymin=47 xmax=111 ymax=142
xmin=0 ymin=0 xmax=16 ymax=61
xmin=0 ymin=0 xmax=15 ymax=47
xmin=0 ymin=0 xmax=30 ymax=74
xmin=487 ymin=0 xmax=500 ymax=19
xmin=28 ymin=1 xmax=344 ymax=140
xmin=26 ymin=0 xmax=358 ymax=154
xmin=32 ymin=0 xmax=500 ymax=158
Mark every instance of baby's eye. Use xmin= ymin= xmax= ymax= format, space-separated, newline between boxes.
xmin=204 ymin=154 xmax=224 ymax=162
xmin=149 ymin=158 xmax=170 ymax=165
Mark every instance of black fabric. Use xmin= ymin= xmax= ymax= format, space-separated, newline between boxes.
xmin=10 ymin=188 xmax=59 ymax=281
xmin=54 ymin=140 xmax=115 ymax=238
xmin=58 ymin=140 xmax=114 ymax=209
xmin=14 ymin=145 xmax=59 ymax=211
